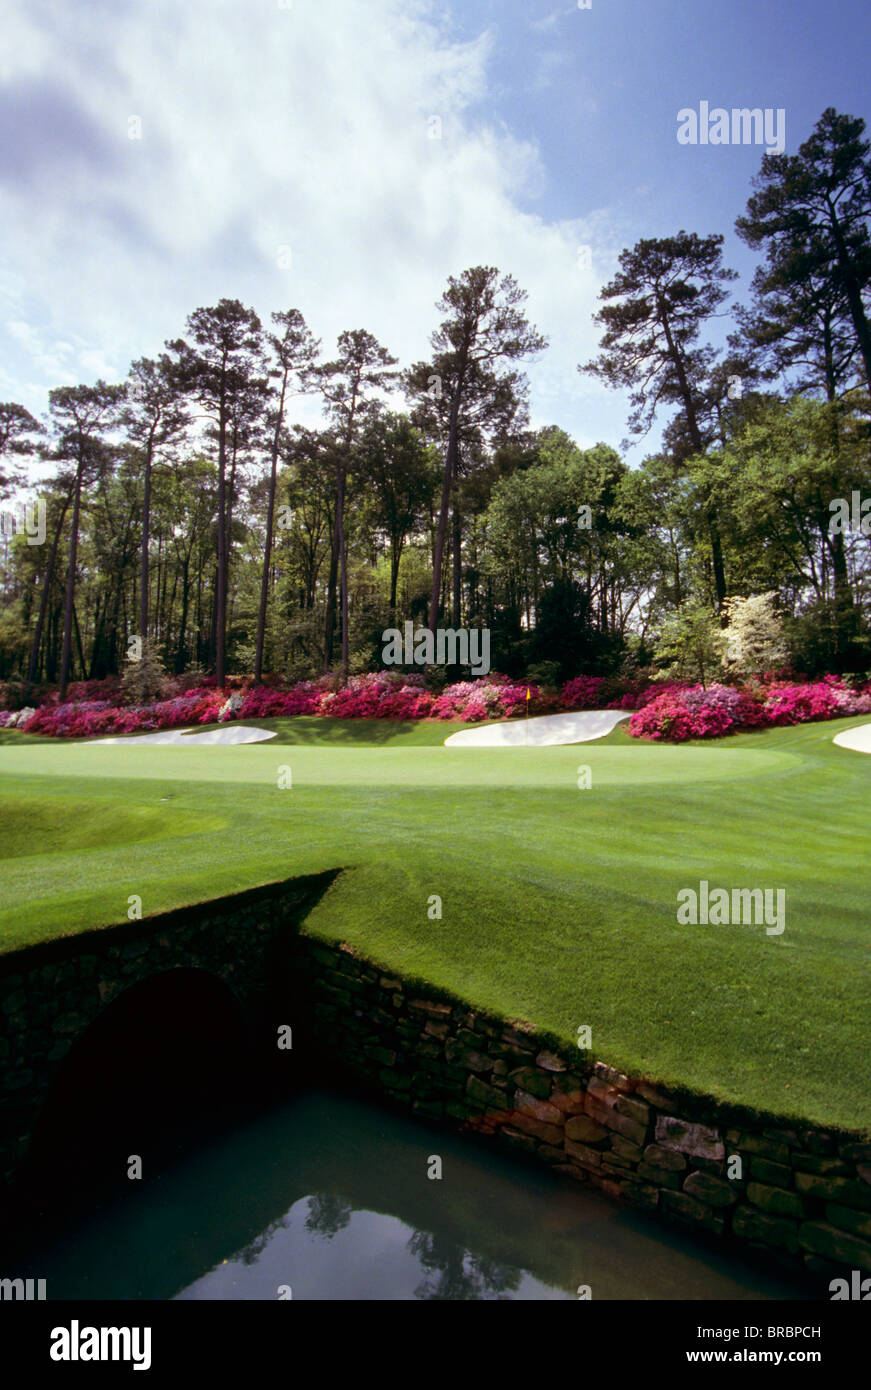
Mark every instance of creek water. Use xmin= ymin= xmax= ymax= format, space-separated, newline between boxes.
xmin=18 ymin=1085 xmax=813 ymax=1301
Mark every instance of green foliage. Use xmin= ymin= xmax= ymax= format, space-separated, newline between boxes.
xmin=786 ymin=599 xmax=871 ymax=676
xmin=527 ymin=578 xmax=624 ymax=680
xmin=736 ymin=106 xmax=871 ymax=398
xmin=654 ymin=603 xmax=727 ymax=685
xmin=120 ymin=640 xmax=167 ymax=705
xmin=581 ymin=231 xmax=737 ymax=453
xmin=524 ymin=660 xmax=562 ymax=688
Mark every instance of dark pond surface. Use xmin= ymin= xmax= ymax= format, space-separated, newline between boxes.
xmin=19 ymin=1086 xmax=815 ymax=1301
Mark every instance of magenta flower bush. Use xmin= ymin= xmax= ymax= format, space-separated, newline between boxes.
xmin=430 ymin=678 xmax=550 ymax=720
xmin=560 ymin=673 xmax=655 ymax=710
xmin=830 ymin=681 xmax=871 ymax=715
xmin=239 ymin=682 xmax=323 ymax=718
xmin=620 ymin=681 xmax=693 ymax=711
xmin=760 ymin=677 xmax=871 ymax=725
xmin=762 ymin=682 xmax=837 ymax=726
xmin=628 ymin=685 xmax=736 ymax=742
xmin=560 ymin=674 xmax=608 ymax=709
xmin=24 ymin=699 xmax=119 ymax=738
xmin=321 ymin=677 xmax=433 ymax=721
xmin=627 ymin=677 xmax=871 ymax=742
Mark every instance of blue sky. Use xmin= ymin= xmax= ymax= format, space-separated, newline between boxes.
xmin=464 ymin=1 xmax=870 ymax=196
xmin=2 ymin=0 xmax=869 ymax=474
xmin=452 ymin=0 xmax=871 ymax=293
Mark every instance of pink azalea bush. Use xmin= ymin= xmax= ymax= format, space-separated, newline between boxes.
xmin=320 ymin=674 xmax=433 ymax=721
xmin=618 ymin=680 xmax=692 ymax=711
xmin=239 ymin=682 xmax=323 ymax=718
xmin=830 ymin=680 xmax=871 ymax=715
xmin=0 ymin=707 xmax=36 ymax=728
xmin=760 ymin=676 xmax=871 ymax=725
xmin=430 ymin=677 xmax=553 ymax=721
xmin=560 ymin=674 xmax=608 ymax=709
xmin=23 ymin=699 xmax=119 ymax=738
xmin=628 ymin=676 xmax=871 ymax=742
xmin=628 ymin=684 xmax=738 ymax=742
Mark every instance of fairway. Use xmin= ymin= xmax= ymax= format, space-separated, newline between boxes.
xmin=1 ymin=714 xmax=869 ymax=1132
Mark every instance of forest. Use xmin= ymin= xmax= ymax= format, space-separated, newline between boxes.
xmin=1 ymin=106 xmax=869 ymax=700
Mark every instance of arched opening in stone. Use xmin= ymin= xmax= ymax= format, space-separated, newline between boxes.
xmin=25 ymin=968 xmax=255 ymax=1209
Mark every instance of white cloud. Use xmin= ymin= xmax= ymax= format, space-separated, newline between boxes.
xmin=528 ymin=6 xmax=576 ymax=34
xmin=0 ymin=0 xmax=632 ymax=456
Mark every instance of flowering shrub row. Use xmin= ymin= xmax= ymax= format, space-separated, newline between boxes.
xmin=2 ymin=669 xmax=869 ymax=741
xmin=10 ymin=686 xmax=231 ymax=739
xmin=0 ymin=672 xmax=551 ymax=736
xmin=627 ymin=676 xmax=871 ymax=742
xmin=238 ymin=672 xmax=559 ymax=724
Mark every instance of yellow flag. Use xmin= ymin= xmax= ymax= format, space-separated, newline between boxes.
xmin=526 ymin=687 xmax=531 ymax=701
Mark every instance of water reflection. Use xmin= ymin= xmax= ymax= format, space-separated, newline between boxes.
xmin=408 ymin=1233 xmax=522 ymax=1301
xmin=179 ymin=1196 xmax=558 ymax=1301
xmin=20 ymin=1086 xmax=816 ymax=1302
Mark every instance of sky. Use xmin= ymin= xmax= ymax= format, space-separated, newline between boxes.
xmin=2 ymin=0 xmax=870 ymax=473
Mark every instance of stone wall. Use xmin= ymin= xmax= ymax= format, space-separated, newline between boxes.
xmin=0 ymin=874 xmax=334 ymax=1189
xmin=295 ymin=934 xmax=871 ymax=1286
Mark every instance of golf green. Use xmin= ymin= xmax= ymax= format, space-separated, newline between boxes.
xmin=0 ymin=715 xmax=868 ymax=1131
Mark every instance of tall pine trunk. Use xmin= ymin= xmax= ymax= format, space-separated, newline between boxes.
xmin=323 ymin=482 xmax=340 ymax=672
xmin=429 ymin=389 xmax=461 ymax=630
xmin=389 ymin=535 xmax=402 ymax=614
xmin=338 ymin=472 xmax=349 ymax=679
xmin=139 ymin=436 xmax=154 ymax=643
xmin=451 ymin=503 xmax=462 ymax=626
xmin=658 ymin=295 xmax=726 ymax=609
xmin=59 ymin=458 xmax=84 ymax=699
xmin=823 ymin=395 xmax=855 ymax=666
xmin=28 ymin=491 xmax=71 ymax=684
xmin=175 ymin=556 xmax=190 ymax=674
xmin=215 ymin=398 xmax=228 ymax=686
xmin=255 ymin=375 xmax=287 ymax=683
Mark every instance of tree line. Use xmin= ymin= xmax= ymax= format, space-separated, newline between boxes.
xmin=1 ymin=106 xmax=870 ymax=695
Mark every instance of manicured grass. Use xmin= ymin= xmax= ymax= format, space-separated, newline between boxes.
xmin=247 ymin=716 xmax=470 ymax=745
xmin=0 ymin=715 xmax=869 ymax=1131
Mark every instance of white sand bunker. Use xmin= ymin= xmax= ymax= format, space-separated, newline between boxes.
xmin=91 ymin=725 xmax=277 ymax=746
xmin=832 ymin=723 xmax=871 ymax=754
xmin=444 ymin=709 xmax=631 ymax=747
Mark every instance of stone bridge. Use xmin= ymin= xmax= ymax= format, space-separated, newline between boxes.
xmin=0 ymin=871 xmax=337 ymax=1209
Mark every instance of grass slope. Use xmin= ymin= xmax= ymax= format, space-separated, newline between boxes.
xmin=0 ymin=715 xmax=869 ymax=1131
